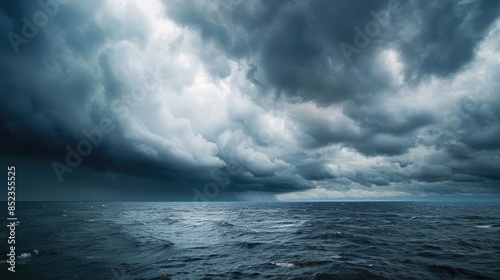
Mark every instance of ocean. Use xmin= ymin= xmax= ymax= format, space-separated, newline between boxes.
xmin=1 ymin=201 xmax=499 ymax=279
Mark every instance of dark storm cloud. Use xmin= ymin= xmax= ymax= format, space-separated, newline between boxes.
xmin=0 ymin=1 xmax=107 ymax=159
xmin=399 ymin=0 xmax=500 ymax=81
xmin=289 ymin=101 xmax=435 ymax=156
xmin=163 ymin=0 xmax=499 ymax=102
xmin=163 ymin=0 xmax=398 ymax=105
xmin=1 ymin=0 xmax=307 ymax=200
xmin=1 ymin=0 xmax=500 ymax=200
xmin=463 ymin=124 xmax=500 ymax=150
xmin=162 ymin=0 xmax=499 ymax=163
xmin=0 ymin=0 xmax=212 ymax=198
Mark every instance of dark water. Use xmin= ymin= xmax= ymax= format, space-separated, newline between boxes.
xmin=1 ymin=201 xmax=500 ymax=279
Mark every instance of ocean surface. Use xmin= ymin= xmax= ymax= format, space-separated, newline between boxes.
xmin=1 ymin=201 xmax=500 ymax=279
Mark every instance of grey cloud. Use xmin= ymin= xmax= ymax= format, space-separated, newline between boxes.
xmin=1 ymin=0 xmax=499 ymax=201
xmin=163 ymin=0 xmax=499 ymax=105
xmin=399 ymin=0 xmax=500 ymax=81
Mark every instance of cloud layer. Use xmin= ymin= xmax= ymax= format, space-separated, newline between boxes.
xmin=1 ymin=0 xmax=499 ymax=200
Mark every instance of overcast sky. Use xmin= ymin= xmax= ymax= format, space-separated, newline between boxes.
xmin=1 ymin=0 xmax=499 ymax=201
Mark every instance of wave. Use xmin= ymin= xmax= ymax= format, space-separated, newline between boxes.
xmin=9 ymin=201 xmax=500 ymax=279
xmin=462 ymin=215 xmax=485 ymax=220
xmin=214 ymin=220 xmax=236 ymax=227
xmin=311 ymin=232 xmax=344 ymax=240
xmin=161 ymin=217 xmax=178 ymax=224
xmin=234 ymin=241 xmax=264 ymax=249
xmin=272 ymin=262 xmax=295 ymax=268
xmin=423 ymin=244 xmax=443 ymax=250
xmin=427 ymin=264 xmax=493 ymax=279
xmin=273 ymin=220 xmax=307 ymax=226
xmin=18 ymin=250 xmax=38 ymax=259
xmin=134 ymin=239 xmax=174 ymax=251
xmin=314 ymin=271 xmax=387 ymax=280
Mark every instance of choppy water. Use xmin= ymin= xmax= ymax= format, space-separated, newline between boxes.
xmin=1 ymin=201 xmax=500 ymax=279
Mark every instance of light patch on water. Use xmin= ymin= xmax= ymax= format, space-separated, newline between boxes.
xmin=270 ymin=220 xmax=306 ymax=228
xmin=272 ymin=262 xmax=295 ymax=268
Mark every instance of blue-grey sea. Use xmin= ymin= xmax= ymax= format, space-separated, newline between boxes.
xmin=1 ymin=201 xmax=500 ymax=279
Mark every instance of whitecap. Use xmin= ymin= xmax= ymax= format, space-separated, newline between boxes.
xmin=6 ymin=250 xmax=36 ymax=262
xmin=271 ymin=224 xmax=297 ymax=228
xmin=17 ymin=253 xmax=30 ymax=259
xmin=475 ymin=225 xmax=491 ymax=228
xmin=272 ymin=262 xmax=295 ymax=268
xmin=272 ymin=220 xmax=306 ymax=227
